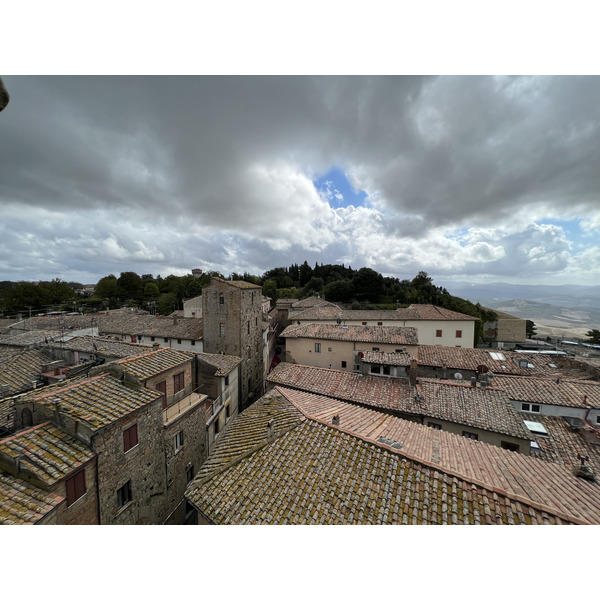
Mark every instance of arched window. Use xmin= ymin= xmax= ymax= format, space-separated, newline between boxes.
xmin=21 ymin=408 xmax=33 ymax=427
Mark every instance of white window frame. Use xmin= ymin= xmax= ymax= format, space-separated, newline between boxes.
xmin=174 ymin=430 xmax=184 ymax=452
xmin=315 ymin=343 xmax=321 ymax=353
xmin=521 ymin=402 xmax=541 ymax=413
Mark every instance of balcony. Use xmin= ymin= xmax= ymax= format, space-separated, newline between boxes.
xmin=163 ymin=392 xmax=208 ymax=426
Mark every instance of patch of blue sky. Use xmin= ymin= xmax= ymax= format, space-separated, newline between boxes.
xmin=314 ymin=166 xmax=367 ymax=208
xmin=541 ymin=218 xmax=587 ymax=248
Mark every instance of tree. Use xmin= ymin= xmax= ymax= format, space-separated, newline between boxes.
xmin=323 ymin=279 xmax=354 ymax=303
xmin=95 ymin=275 xmax=118 ymax=300
xmin=262 ymin=279 xmax=278 ymax=308
xmin=526 ymin=320 xmax=537 ymax=339
xmin=585 ymin=329 xmax=600 ymax=344
xmin=117 ymin=272 xmax=143 ymax=303
xmin=353 ymin=268 xmax=384 ymax=302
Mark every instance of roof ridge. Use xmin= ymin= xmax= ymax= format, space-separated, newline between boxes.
xmin=0 ymin=420 xmax=52 ymax=444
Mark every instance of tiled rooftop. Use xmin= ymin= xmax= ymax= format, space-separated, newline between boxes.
xmin=0 ymin=421 xmax=95 ymax=486
xmin=211 ymin=278 xmax=262 ymax=290
xmin=406 ymin=304 xmax=479 ymax=321
xmin=268 ymin=362 xmax=415 ymax=412
xmin=492 ymin=375 xmax=600 ymax=409
xmin=9 ymin=310 xmax=204 ymax=341
xmin=196 ymin=352 xmax=242 ymax=376
xmin=0 ymin=472 xmax=64 ymax=525
xmin=269 ymin=363 xmax=531 ymax=439
xmin=276 ymin=387 xmax=600 ymax=524
xmin=522 ymin=414 xmax=600 ymax=473
xmin=415 ymin=379 xmax=533 ymax=440
xmin=57 ymin=336 xmax=154 ymax=358
xmin=281 ymin=323 xmax=419 ymax=346
xmin=417 ymin=345 xmax=563 ymax=376
xmin=118 ymin=347 xmax=192 ymax=381
xmin=361 ymin=350 xmax=411 ymax=367
xmin=288 ymin=303 xmax=478 ymax=323
xmin=17 ymin=373 xmax=161 ymax=431
xmin=0 ymin=347 xmax=54 ymax=394
xmin=186 ymin=390 xmax=592 ymax=524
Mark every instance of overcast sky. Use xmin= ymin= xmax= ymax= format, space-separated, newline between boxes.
xmin=1 ymin=75 xmax=599 ymax=286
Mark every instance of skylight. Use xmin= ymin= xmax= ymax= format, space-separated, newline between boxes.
xmin=489 ymin=351 xmax=506 ymax=361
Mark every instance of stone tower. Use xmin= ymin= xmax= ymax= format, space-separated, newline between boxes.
xmin=202 ymin=278 xmax=264 ymax=410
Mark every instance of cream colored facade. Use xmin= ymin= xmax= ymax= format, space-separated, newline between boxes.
xmin=285 ymin=337 xmax=417 ymax=372
xmin=294 ymin=317 xmax=475 ymax=348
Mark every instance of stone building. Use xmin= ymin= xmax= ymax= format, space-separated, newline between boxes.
xmin=8 ymin=361 xmax=207 ymax=524
xmin=202 ymin=278 xmax=264 ymax=410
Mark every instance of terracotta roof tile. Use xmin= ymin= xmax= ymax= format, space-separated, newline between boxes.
xmin=16 ymin=373 xmax=160 ymax=431
xmin=0 ymin=421 xmax=95 ymax=486
xmin=185 ymin=390 xmax=591 ymax=524
xmin=118 ymin=347 xmax=192 ymax=381
xmin=282 ymin=323 xmax=419 ymax=345
xmin=493 ymin=375 xmax=600 ymax=409
xmin=0 ymin=472 xmax=64 ymax=525
xmin=196 ymin=353 xmax=242 ymax=376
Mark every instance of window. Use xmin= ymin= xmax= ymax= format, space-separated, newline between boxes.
xmin=225 ymin=374 xmax=229 ymax=386
xmin=383 ymin=365 xmax=391 ymax=375
xmin=164 ymin=337 xmax=169 ymax=343
xmin=220 ymin=322 xmax=225 ymax=337
xmin=315 ymin=343 xmax=321 ymax=353
xmin=377 ymin=322 xmax=382 ymax=326
xmin=501 ymin=441 xmax=520 ymax=452
xmin=117 ymin=480 xmax=132 ymax=509
xmin=219 ymin=293 xmax=224 ymax=305
xmin=371 ymin=365 xmax=381 ymax=374
xmin=173 ymin=372 xmax=185 ymax=393
xmin=186 ymin=464 xmax=195 ymax=484
xmin=123 ymin=424 xmax=138 ymax=452
xmin=462 ymin=431 xmax=478 ymax=440
xmin=151 ymin=336 xmax=155 ymax=341
xmin=597 ymin=415 xmax=600 ymax=425
xmin=174 ymin=430 xmax=184 ymax=452
xmin=341 ymin=361 xmax=347 ymax=368
xmin=66 ymin=470 xmax=86 ymax=506
xmin=436 ymin=330 xmax=442 ymax=338
xmin=177 ymin=338 xmax=182 ymax=344
xmin=521 ymin=403 xmax=541 ymax=413
xmin=156 ymin=380 xmax=167 ymax=409
xmin=226 ymin=403 xmax=231 ymax=419
xmin=362 ymin=322 xmax=367 ymax=325
xmin=214 ymin=417 xmax=220 ymax=435
xmin=191 ymin=340 xmax=195 ymax=346
xmin=328 ymin=347 xmax=332 ymax=352
xmin=247 ymin=321 xmax=250 ymax=334
xmin=428 ymin=422 xmax=442 ymax=430
xmin=372 ymin=347 xmax=380 ymax=352
xmin=456 ymin=330 xmax=462 ymax=338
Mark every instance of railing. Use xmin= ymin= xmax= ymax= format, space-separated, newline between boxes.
xmin=205 ymin=394 xmax=224 ymax=420
xmin=162 ymin=392 xmax=207 ymax=426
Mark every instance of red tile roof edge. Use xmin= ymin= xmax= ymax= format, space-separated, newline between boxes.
xmin=275 ymin=386 xmax=591 ymax=525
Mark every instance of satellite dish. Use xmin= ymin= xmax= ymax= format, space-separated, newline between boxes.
xmin=454 ymin=372 xmax=463 ymax=380
xmin=358 ymin=351 xmax=364 ymax=359
xmin=476 ymin=365 xmax=489 ymax=373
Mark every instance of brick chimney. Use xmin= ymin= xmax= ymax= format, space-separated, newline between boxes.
xmin=409 ymin=358 xmax=418 ymax=386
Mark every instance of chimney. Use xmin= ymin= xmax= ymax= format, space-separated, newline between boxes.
xmin=480 ymin=380 xmax=488 ymax=391
xmin=409 ymin=358 xmax=418 ymax=387
xmin=332 ymin=414 xmax=340 ymax=426
xmin=574 ymin=454 xmax=595 ymax=481
xmin=153 ymin=342 xmax=160 ymax=350
xmin=173 ymin=315 xmax=178 ymax=326
xmin=471 ymin=377 xmax=477 ymax=388
xmin=266 ymin=418 xmax=274 ymax=438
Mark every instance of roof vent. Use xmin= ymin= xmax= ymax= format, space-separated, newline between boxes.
xmin=266 ymin=419 xmax=274 ymax=438
xmin=332 ymin=414 xmax=340 ymax=426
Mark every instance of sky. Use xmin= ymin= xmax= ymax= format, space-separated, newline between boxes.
xmin=2 ymin=2 xmax=600 ymax=291
xmin=1 ymin=74 xmax=599 ymax=287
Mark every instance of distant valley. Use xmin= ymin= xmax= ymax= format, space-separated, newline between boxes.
xmin=442 ymin=282 xmax=600 ymax=340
